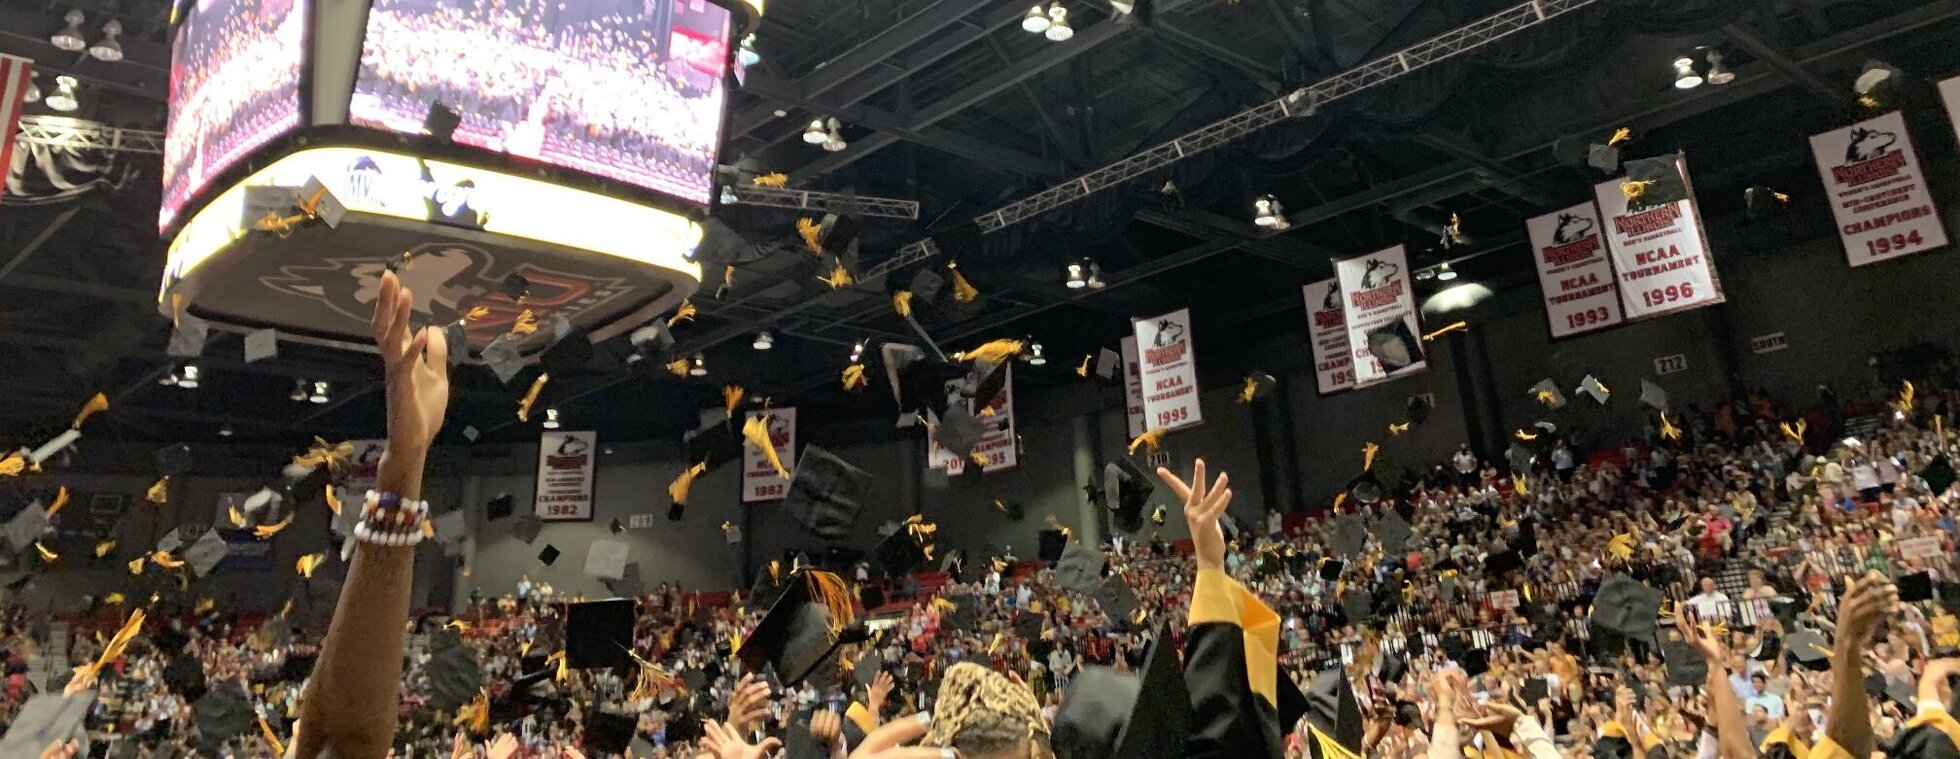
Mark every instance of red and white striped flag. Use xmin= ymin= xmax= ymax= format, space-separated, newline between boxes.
xmin=0 ymin=55 xmax=34 ymax=205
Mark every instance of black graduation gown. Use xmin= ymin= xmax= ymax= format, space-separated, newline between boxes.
xmin=1183 ymin=569 xmax=1285 ymax=759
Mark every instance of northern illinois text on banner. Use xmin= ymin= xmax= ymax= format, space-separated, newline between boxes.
xmin=741 ymin=408 xmax=796 ymax=503
xmin=930 ymin=365 xmax=1018 ymax=474
xmin=1121 ymin=337 xmax=1147 ymax=438
xmin=1134 ymin=309 xmax=1202 ymax=431
xmin=1334 ymin=246 xmax=1427 ymax=386
xmin=1809 ymin=111 xmax=1949 ymax=267
xmin=1302 ymin=277 xmax=1355 ymax=395
xmin=535 ymin=429 xmax=596 ymax=521
xmin=1593 ymin=156 xmax=1724 ymax=319
xmin=1527 ymin=202 xmax=1624 ymax=338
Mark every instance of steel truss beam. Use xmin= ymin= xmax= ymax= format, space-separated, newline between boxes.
xmin=15 ymin=116 xmax=163 ymax=155
xmin=728 ymin=186 xmax=920 ymax=219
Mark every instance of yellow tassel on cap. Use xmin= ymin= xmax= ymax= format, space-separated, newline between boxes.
xmin=1362 ymin=442 xmax=1380 ymax=471
xmin=949 ymin=266 xmax=979 ymax=303
xmin=103 ymin=593 xmax=124 ymax=606
xmin=667 ymin=299 xmax=697 ymax=327
xmin=668 ymin=462 xmax=708 ymax=506
xmin=1608 ymin=127 xmax=1632 ymax=146
xmin=742 ymin=415 xmax=790 ymax=479
xmin=296 ymin=553 xmax=325 ymax=579
xmin=804 ymin=570 xmax=857 ymax=635
xmin=72 ymin=392 xmax=108 ymax=429
xmin=1780 ymin=420 xmax=1807 ymax=443
xmin=1422 ymin=321 xmax=1468 ymax=342
xmin=254 ymin=513 xmax=296 ymax=539
xmin=1659 ymin=413 xmax=1682 ymax=442
xmin=508 ymin=309 xmax=540 ymax=337
xmin=291 ymin=438 xmax=354 ymax=476
xmin=229 ymin=505 xmax=248 ymax=527
xmin=127 ymin=557 xmax=145 ymax=575
xmin=752 ymin=172 xmax=788 ymax=187
xmin=841 ymin=364 xmax=868 ymax=392
xmin=892 ymin=290 xmax=914 ymax=318
xmin=69 ymin=609 xmax=144 ymax=692
xmin=1075 ymin=355 xmax=1092 ymax=377
xmin=0 ymin=453 xmax=23 ymax=477
xmin=1128 ymin=428 xmax=1166 ymax=455
xmin=324 ymin=486 xmax=343 ymax=515
xmin=1388 ymin=422 xmax=1410 ymax=436
xmin=1608 ymin=533 xmax=1634 ymax=562
xmin=464 ymin=305 xmax=490 ymax=321
xmin=516 ymin=373 xmax=549 ymax=422
xmin=47 ymin=487 xmax=69 ymax=517
xmin=1514 ymin=429 xmax=1538 ymax=442
xmin=151 ymin=551 xmax=184 ymax=569
xmin=1621 ymin=180 xmax=1652 ymax=201
xmin=666 ymin=358 xmax=691 ymax=377
xmin=1512 ymin=474 xmax=1529 ymax=495
xmin=819 ymin=264 xmax=855 ymax=289
xmin=963 ymin=339 xmax=1023 ymax=365
xmin=146 ymin=477 xmax=169 ymax=504
xmin=796 ymin=218 xmax=823 ymax=253
xmin=195 ymin=597 xmax=215 ymax=614
xmin=1897 ymin=380 xmax=1916 ymax=415
xmin=95 ymin=539 xmax=116 ymax=558
xmin=34 ymin=542 xmax=57 ymax=563
xmin=724 ymin=384 xmax=746 ymax=414
xmin=453 ymin=688 xmax=490 ymax=733
xmin=258 ymin=714 xmax=287 ymax=756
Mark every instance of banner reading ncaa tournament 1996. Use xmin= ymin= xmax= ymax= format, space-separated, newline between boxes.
xmin=1301 ymin=277 xmax=1355 ymax=395
xmin=1527 ymin=202 xmax=1624 ymax=339
xmin=1335 ymin=246 xmax=1426 ymax=386
xmin=1809 ymin=111 xmax=1949 ymax=267
xmin=1135 ymin=308 xmax=1203 ymax=431
xmin=1592 ymin=156 xmax=1724 ymax=320
xmin=741 ymin=408 xmax=795 ymax=503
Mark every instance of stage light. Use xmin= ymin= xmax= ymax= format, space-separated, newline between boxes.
xmin=689 ymin=353 xmax=708 ymax=376
xmin=1022 ymin=5 xmax=1051 ymax=33
xmin=543 ymin=408 xmax=562 ymax=430
xmin=290 ymin=379 xmax=308 ymax=402
xmin=1028 ymin=342 xmax=1047 ymax=366
xmin=803 ymin=119 xmax=827 ymax=144
xmin=22 ymin=73 xmax=39 ymax=103
xmin=177 ymin=364 xmax=201 ymax=389
xmin=1420 ymin=282 xmax=1494 ymax=315
xmin=1436 ymin=262 xmax=1458 ymax=281
xmin=1045 ymin=4 xmax=1073 ymax=41
xmin=44 ymin=76 xmax=78 ymax=112
xmin=753 ymin=330 xmax=775 ymax=350
xmin=822 ymin=121 xmax=847 ymax=152
xmin=1064 ymin=262 xmax=1087 ymax=289
xmin=850 ymin=339 xmax=867 ymax=363
xmin=219 ymin=424 xmax=234 ymax=438
xmin=309 ymin=381 xmax=330 ymax=404
xmin=737 ymin=34 xmax=761 ymax=68
xmin=1109 ymin=0 xmax=1134 ymax=14
xmin=1254 ymin=195 xmax=1282 ymax=227
xmin=50 ymin=10 xmax=86 ymax=52
xmin=1672 ymin=57 xmax=1702 ymax=90
xmin=719 ymin=186 xmax=739 ymax=205
xmin=88 ymin=19 xmax=122 ymax=62
xmin=1703 ymin=50 xmax=1733 ymax=85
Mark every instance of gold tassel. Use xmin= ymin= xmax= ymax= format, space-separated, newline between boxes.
xmin=95 ymin=538 xmax=115 ymax=558
xmin=1897 ymin=380 xmax=1916 ymax=415
xmin=324 ymin=486 xmax=343 ymax=516
xmin=127 ymin=557 xmax=145 ymax=575
xmin=196 ymin=597 xmax=215 ymax=614
xmin=1512 ymin=474 xmax=1529 ymax=496
xmin=1388 ymin=422 xmax=1411 ymax=436
xmin=1620 ymin=180 xmax=1652 ymax=201
xmin=1608 ymin=533 xmax=1634 ymax=563
xmin=151 ymin=551 xmax=184 ymax=569
xmin=948 ymin=266 xmax=979 ymax=303
xmin=722 ymin=264 xmax=737 ymax=294
xmin=517 ymin=373 xmax=550 ymax=422
xmin=724 ymin=384 xmax=746 ymax=414
xmin=229 ymin=505 xmax=248 ymax=527
xmin=742 ymin=415 xmax=790 ymax=478
xmin=258 ymin=713 xmax=287 ymax=756
xmin=1422 ymin=321 xmax=1468 ymax=341
xmin=296 ymin=553 xmax=325 ymax=578
xmin=819 ymin=264 xmax=855 ymax=289
xmin=892 ymin=290 xmax=914 ymax=318
xmin=0 ymin=452 xmax=23 ymax=477
xmin=1514 ymin=429 xmax=1539 ymax=442
xmin=752 ymin=172 xmax=788 ymax=187
xmin=1780 ymin=420 xmax=1807 ymax=443
xmin=1128 ymin=428 xmax=1166 ymax=455
xmin=1659 ymin=413 xmax=1682 ymax=441
xmin=422 ymin=520 xmax=436 ymax=539
xmin=804 ymin=570 xmax=857 ymax=635
xmin=1075 ymin=355 xmax=1092 ymax=377
xmin=72 ymin=392 xmax=108 ymax=429
xmin=1608 ymin=127 xmax=1632 ymax=146
xmin=796 ymin=218 xmax=823 ymax=253
xmin=627 ymin=649 xmax=677 ymax=703
xmin=667 ymin=299 xmax=697 ymax=327
xmin=1362 ymin=442 xmax=1380 ymax=471
xmin=47 ymin=487 xmax=69 ymax=517
xmin=1534 ymin=389 xmax=1558 ymax=406
xmin=968 ymin=452 xmax=988 ymax=469
xmin=841 ymin=364 xmax=868 ymax=393
xmin=666 ymin=358 xmax=692 ymax=377
xmin=963 ymin=339 xmax=1023 ymax=365
xmin=291 ymin=438 xmax=355 ymax=476
xmin=146 ymin=477 xmax=170 ymax=504
xmin=464 ymin=305 xmax=490 ymax=321
xmin=34 ymin=542 xmax=57 ymax=563
xmin=254 ymin=513 xmax=296 ymax=539
xmin=1238 ymin=377 xmax=1259 ymax=404
xmin=452 ymin=688 xmax=490 ymax=733
xmin=508 ymin=309 xmax=540 ymax=336
xmin=104 ymin=593 xmax=124 ymax=606
xmin=668 ymin=462 xmax=708 ymax=506
xmin=70 ymin=609 xmax=144 ymax=691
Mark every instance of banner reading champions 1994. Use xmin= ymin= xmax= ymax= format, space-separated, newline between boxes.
xmin=741 ymin=408 xmax=796 ymax=503
xmin=1809 ymin=111 xmax=1949 ymax=267
xmin=1134 ymin=308 xmax=1203 ymax=431
xmin=1526 ymin=202 xmax=1624 ymax=338
xmin=1334 ymin=246 xmax=1427 ymax=386
xmin=1593 ymin=156 xmax=1724 ymax=319
xmin=1301 ymin=277 xmax=1355 ymax=395
xmin=535 ymin=430 xmax=596 ymax=521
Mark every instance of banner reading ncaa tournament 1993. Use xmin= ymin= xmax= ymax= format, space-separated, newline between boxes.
xmin=536 ymin=429 xmax=596 ymax=521
xmin=1526 ymin=203 xmax=1624 ymax=339
xmin=1135 ymin=308 xmax=1203 ymax=431
xmin=1301 ymin=277 xmax=1355 ymax=395
xmin=1809 ymin=111 xmax=1949 ymax=267
xmin=741 ymin=408 xmax=795 ymax=503
xmin=1335 ymin=246 xmax=1426 ymax=386
xmin=1592 ymin=156 xmax=1724 ymax=320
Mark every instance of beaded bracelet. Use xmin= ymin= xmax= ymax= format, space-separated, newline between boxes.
xmin=356 ymin=490 xmax=429 ymax=547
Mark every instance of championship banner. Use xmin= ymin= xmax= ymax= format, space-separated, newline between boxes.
xmin=1334 ymin=246 xmax=1427 ymax=386
xmin=1301 ymin=277 xmax=1355 ymax=395
xmin=1527 ymin=203 xmax=1624 ymax=338
xmin=1808 ymin=111 xmax=1949 ymax=267
xmin=1134 ymin=309 xmax=1203 ymax=431
xmin=741 ymin=408 xmax=796 ymax=503
xmin=1592 ymin=156 xmax=1724 ymax=319
xmin=1121 ymin=337 xmax=1147 ymax=438
xmin=930 ymin=365 xmax=1019 ymax=474
xmin=535 ymin=430 xmax=597 ymax=521
xmin=1941 ymin=76 xmax=1960 ymax=146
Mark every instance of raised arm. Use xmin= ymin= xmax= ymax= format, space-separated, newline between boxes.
xmin=1821 ymin=572 xmax=1898 ymax=759
xmin=296 ymin=270 xmax=451 ymax=759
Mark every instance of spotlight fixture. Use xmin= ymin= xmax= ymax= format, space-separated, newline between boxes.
xmin=22 ymin=72 xmax=38 ymax=104
xmin=1064 ymin=262 xmax=1087 ymax=289
xmin=175 ymin=364 xmax=201 ymax=389
xmin=753 ymin=330 xmax=775 ymax=350
xmin=822 ymin=121 xmax=847 ymax=152
xmin=290 ymin=379 xmax=308 ymax=402
xmin=1028 ymin=342 xmax=1047 ymax=366
xmin=1022 ymin=4 xmax=1051 ymax=33
xmin=543 ymin=408 xmax=562 ymax=429
xmin=1253 ymin=195 xmax=1282 ymax=227
xmin=1085 ymin=261 xmax=1105 ymax=289
xmin=157 ymin=372 xmax=177 ymax=387
xmin=309 ymin=381 xmax=330 ymax=404
xmin=849 ymin=339 xmax=867 ymax=364
xmin=219 ymin=424 xmax=234 ymax=438
xmin=1109 ymin=0 xmax=1134 ymax=14
xmin=1672 ymin=57 xmax=1702 ymax=90
xmin=1436 ymin=262 xmax=1458 ymax=281
xmin=88 ymin=19 xmax=122 ymax=62
xmin=719 ymin=186 xmax=739 ymax=205
xmin=737 ymin=34 xmax=761 ymax=68
xmin=1044 ymin=4 xmax=1073 ymax=41
xmin=802 ymin=118 xmax=828 ymax=144
xmin=689 ymin=353 xmax=708 ymax=377
xmin=44 ymin=76 xmax=78 ymax=112
xmin=50 ymin=10 xmax=86 ymax=51
xmin=1703 ymin=49 xmax=1733 ymax=85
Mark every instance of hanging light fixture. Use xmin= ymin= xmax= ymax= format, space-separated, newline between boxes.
xmin=1045 ymin=4 xmax=1073 ymax=41
xmin=44 ymin=76 xmax=79 ymax=112
xmin=1085 ymin=261 xmax=1105 ymax=289
xmin=1703 ymin=49 xmax=1733 ymax=85
xmin=177 ymin=364 xmax=201 ymax=389
xmin=802 ymin=118 xmax=828 ymax=144
xmin=1028 ymin=342 xmax=1047 ymax=366
xmin=290 ymin=379 xmax=308 ymax=402
xmin=1064 ymin=262 xmax=1088 ymax=289
xmin=1672 ymin=57 xmax=1702 ymax=90
xmin=219 ymin=424 xmax=234 ymax=438
xmin=753 ymin=330 xmax=775 ymax=350
xmin=821 ymin=119 xmax=847 ymax=152
xmin=1022 ymin=5 xmax=1051 ymax=33
xmin=88 ymin=19 xmax=122 ymax=62
xmin=689 ymin=353 xmax=708 ymax=377
xmin=22 ymin=72 xmax=39 ymax=104
xmin=309 ymin=381 xmax=330 ymax=404
xmin=1435 ymin=262 xmax=1458 ymax=281
xmin=1253 ymin=195 xmax=1282 ymax=227
xmin=50 ymin=10 xmax=86 ymax=51
xmin=737 ymin=34 xmax=761 ymax=68
xmin=543 ymin=408 xmax=562 ymax=429
xmin=849 ymin=339 xmax=867 ymax=364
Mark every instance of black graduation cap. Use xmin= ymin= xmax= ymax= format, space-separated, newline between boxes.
xmin=782 ymin=446 xmax=869 ymax=541
xmin=1301 ymin=666 xmax=1363 ymax=758
xmin=738 ymin=570 xmax=860 ymax=688
xmin=1520 ymin=677 xmax=1549 ymax=706
xmin=193 ymin=682 xmax=255 ymax=750
xmin=875 ymin=529 xmax=929 ymax=576
xmin=1363 ymin=318 xmax=1424 ymax=372
xmin=1103 ymin=458 xmax=1151 ymax=533
xmin=564 ymin=599 xmax=635 ymax=670
xmin=582 ymin=711 xmax=637 ymax=756
xmin=486 ymin=492 xmax=515 ymax=522
xmin=539 ymin=326 xmax=595 ymax=375
xmin=1050 ymin=627 xmax=1189 ymax=759
xmin=964 ymin=359 xmax=1011 ymax=413
xmin=1901 ymin=571 xmax=1935 ymax=603
xmin=426 ymin=637 xmax=484 ymax=711
xmin=684 ymin=421 xmax=743 ymax=470
xmin=811 ymin=213 xmax=861 ymax=258
xmin=1095 ymin=575 xmax=1139 ymax=624
xmin=1484 ymin=550 xmax=1524 ymax=577
xmin=1345 ymin=472 xmax=1383 ymax=506
xmin=1661 ymin=638 xmax=1707 ymax=687
xmin=1330 ymin=515 xmax=1366 ymax=557
xmin=500 ymin=272 xmax=531 ymax=301
xmin=1922 ymin=455 xmax=1956 ymax=496
xmin=1014 ymin=612 xmax=1044 ymax=641
xmin=1375 ymin=650 xmax=1407 ymax=686
xmin=1055 ymin=543 xmax=1106 ymax=595
xmin=886 ymin=347 xmax=964 ymax=419
xmin=935 ymin=405 xmax=987 ymax=460
xmin=1316 ymin=559 xmax=1344 ymax=583
xmin=1371 ymin=512 xmax=1412 ymax=554
xmin=993 ymin=499 xmax=1025 ymax=522
xmin=291 ymin=575 xmax=343 ymax=635
xmin=1589 ymin=574 xmax=1662 ymax=643
xmin=537 ymin=544 xmax=560 ymax=566
xmin=943 ymin=597 xmax=978 ymax=632
xmin=163 ymin=652 xmax=207 ymax=699
xmin=1340 ymin=591 xmax=1372 ymax=624
xmin=1887 ymin=720 xmax=1960 ymax=758
xmin=1786 ymin=630 xmax=1832 ymax=671
xmin=508 ymin=514 xmax=543 ymax=544
xmin=155 ymin=443 xmax=192 ymax=476
xmin=906 ymin=267 xmax=946 ymax=303
xmin=1770 ymin=594 xmax=1804 ymax=630
xmin=1621 ymin=155 xmax=1690 ymax=212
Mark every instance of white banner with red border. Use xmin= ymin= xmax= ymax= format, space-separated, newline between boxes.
xmin=1121 ymin=336 xmax=1147 ymax=438
xmin=1592 ymin=155 xmax=1724 ymax=319
xmin=1335 ymin=246 xmax=1427 ymax=386
xmin=1134 ymin=308 xmax=1203 ymax=431
xmin=741 ymin=408 xmax=796 ymax=503
xmin=1941 ymin=77 xmax=1960 ymax=148
xmin=1527 ymin=202 xmax=1625 ymax=338
xmin=535 ymin=430 xmax=596 ymax=521
xmin=1808 ymin=111 xmax=1949 ymax=267
xmin=929 ymin=365 xmax=1018 ymax=474
xmin=1302 ymin=277 xmax=1355 ymax=395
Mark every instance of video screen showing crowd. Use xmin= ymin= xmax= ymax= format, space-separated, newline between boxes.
xmin=350 ymin=0 xmax=730 ymax=205
xmin=159 ymin=0 xmax=308 ymax=229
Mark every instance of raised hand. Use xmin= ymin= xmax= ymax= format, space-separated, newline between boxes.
xmin=725 ymin=673 xmax=773 ymax=734
xmin=486 ymin=734 xmax=520 ymax=759
xmin=370 ymin=270 xmax=450 ymax=455
xmin=1156 ymin=459 xmax=1232 ymax=572
xmin=869 ymin=670 xmax=896 ymax=713
xmin=811 ymin=709 xmax=843 ymax=750
xmin=1836 ymin=572 xmax=1899 ymax=649
xmin=849 ymin=713 xmax=954 ymax=759
xmin=703 ymin=720 xmax=781 ymax=759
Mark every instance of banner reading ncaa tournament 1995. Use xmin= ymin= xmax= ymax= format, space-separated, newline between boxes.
xmin=1526 ymin=203 xmax=1624 ymax=339
xmin=1335 ymin=246 xmax=1426 ymax=386
xmin=1809 ymin=111 xmax=1949 ymax=267
xmin=741 ymin=408 xmax=795 ymax=503
xmin=1592 ymin=156 xmax=1724 ymax=320
xmin=1301 ymin=277 xmax=1355 ymax=395
xmin=1135 ymin=308 xmax=1203 ymax=431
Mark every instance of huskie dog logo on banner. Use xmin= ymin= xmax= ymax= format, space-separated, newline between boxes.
xmin=1809 ymin=111 xmax=1948 ymax=266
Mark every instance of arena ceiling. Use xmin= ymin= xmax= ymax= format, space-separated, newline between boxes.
xmin=0 ymin=0 xmax=1956 ymax=448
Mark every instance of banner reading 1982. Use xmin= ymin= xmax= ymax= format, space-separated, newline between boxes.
xmin=1593 ymin=155 xmax=1724 ymax=320
xmin=1301 ymin=277 xmax=1355 ymax=395
xmin=1335 ymin=246 xmax=1426 ymax=386
xmin=1526 ymin=202 xmax=1624 ymax=338
xmin=1134 ymin=308 xmax=1203 ymax=431
xmin=741 ymin=408 xmax=796 ymax=503
xmin=1809 ymin=111 xmax=1949 ymax=267
xmin=535 ymin=429 xmax=596 ymax=521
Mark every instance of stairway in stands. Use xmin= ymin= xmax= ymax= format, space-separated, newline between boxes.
xmin=30 ymin=619 xmax=71 ymax=691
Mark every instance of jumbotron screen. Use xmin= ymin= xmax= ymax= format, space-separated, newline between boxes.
xmin=350 ymin=0 xmax=732 ymax=206
xmin=159 ymin=0 xmax=309 ymax=231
